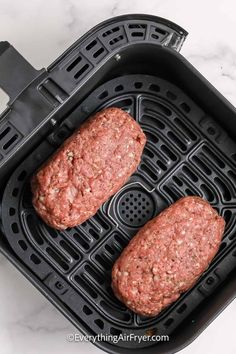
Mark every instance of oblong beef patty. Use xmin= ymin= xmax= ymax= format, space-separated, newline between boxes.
xmin=31 ymin=107 xmax=146 ymax=229
xmin=112 ymin=196 xmax=225 ymax=317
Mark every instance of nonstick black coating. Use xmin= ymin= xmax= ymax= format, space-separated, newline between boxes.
xmin=2 ymin=75 xmax=236 ymax=350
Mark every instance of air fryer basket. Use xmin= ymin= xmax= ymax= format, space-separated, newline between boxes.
xmin=0 ymin=15 xmax=235 ymax=354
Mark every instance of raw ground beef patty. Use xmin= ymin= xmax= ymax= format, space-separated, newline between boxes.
xmin=31 ymin=107 xmax=146 ymax=229
xmin=112 ymin=196 xmax=225 ymax=317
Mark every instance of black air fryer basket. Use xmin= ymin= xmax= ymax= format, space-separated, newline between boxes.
xmin=0 ymin=14 xmax=235 ymax=354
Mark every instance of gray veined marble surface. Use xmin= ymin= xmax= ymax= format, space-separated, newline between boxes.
xmin=0 ymin=0 xmax=235 ymax=353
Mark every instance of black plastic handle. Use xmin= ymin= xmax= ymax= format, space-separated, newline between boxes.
xmin=0 ymin=41 xmax=44 ymax=104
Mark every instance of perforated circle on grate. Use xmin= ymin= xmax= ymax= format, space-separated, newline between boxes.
xmin=117 ymin=188 xmax=155 ymax=227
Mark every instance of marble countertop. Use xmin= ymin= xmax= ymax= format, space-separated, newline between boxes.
xmin=0 ymin=0 xmax=235 ymax=353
